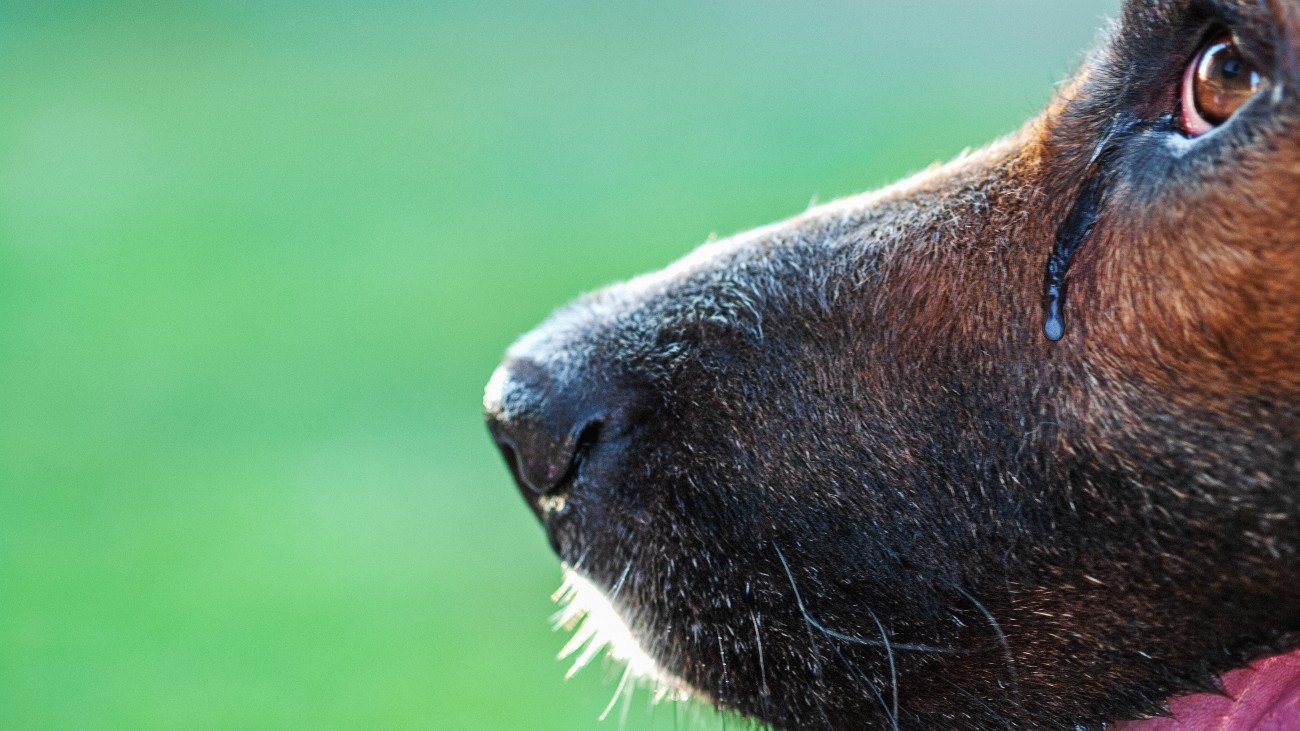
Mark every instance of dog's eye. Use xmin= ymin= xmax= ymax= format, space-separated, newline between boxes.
xmin=1180 ymin=32 xmax=1261 ymax=136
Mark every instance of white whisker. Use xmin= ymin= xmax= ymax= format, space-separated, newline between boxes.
xmin=600 ymin=663 xmax=633 ymax=721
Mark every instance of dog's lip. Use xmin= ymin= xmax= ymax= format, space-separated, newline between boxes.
xmin=1110 ymin=648 xmax=1300 ymax=730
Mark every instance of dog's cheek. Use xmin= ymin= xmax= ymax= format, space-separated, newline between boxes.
xmin=1066 ymin=140 xmax=1300 ymax=399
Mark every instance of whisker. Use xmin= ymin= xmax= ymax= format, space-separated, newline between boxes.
xmin=618 ymin=664 xmax=634 ymax=731
xmin=750 ymin=611 xmax=772 ymax=714
xmin=773 ymin=544 xmax=972 ymax=655
xmin=600 ymin=663 xmax=633 ymax=721
xmin=774 ymin=544 xmax=827 ymax=673
xmin=772 ymin=544 xmax=835 ymax=729
xmin=775 ymin=544 xmax=899 ymax=731
xmin=831 ymin=641 xmax=899 ymax=731
xmin=717 ymin=631 xmax=730 ymax=699
xmin=608 ymin=561 xmax=633 ymax=603
xmin=570 ymin=549 xmax=592 ymax=574
xmin=954 ymin=585 xmax=1022 ymax=706
xmin=861 ymin=603 xmax=900 ymax=727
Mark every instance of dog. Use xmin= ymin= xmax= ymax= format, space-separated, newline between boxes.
xmin=483 ymin=0 xmax=1300 ymax=728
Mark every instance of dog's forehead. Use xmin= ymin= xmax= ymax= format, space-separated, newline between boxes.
xmin=1124 ymin=0 xmax=1280 ymax=23
xmin=1117 ymin=0 xmax=1294 ymax=52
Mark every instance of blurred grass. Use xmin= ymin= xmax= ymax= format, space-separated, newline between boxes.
xmin=0 ymin=1 xmax=1115 ymax=729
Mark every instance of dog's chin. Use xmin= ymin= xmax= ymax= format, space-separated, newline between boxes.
xmin=553 ymin=569 xmax=1300 ymax=730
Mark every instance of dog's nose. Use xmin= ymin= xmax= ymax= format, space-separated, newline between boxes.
xmin=484 ymin=358 xmax=604 ymax=497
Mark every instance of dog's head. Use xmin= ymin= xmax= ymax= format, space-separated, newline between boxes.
xmin=484 ymin=1 xmax=1300 ymax=728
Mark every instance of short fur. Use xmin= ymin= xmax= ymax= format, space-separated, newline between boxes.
xmin=485 ymin=1 xmax=1300 ymax=728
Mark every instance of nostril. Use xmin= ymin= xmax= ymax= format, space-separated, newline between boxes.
xmin=485 ymin=359 xmax=612 ymax=498
xmin=570 ymin=419 xmax=602 ymax=471
xmin=491 ymin=416 xmax=601 ymax=496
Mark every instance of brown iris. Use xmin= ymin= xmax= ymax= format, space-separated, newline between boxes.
xmin=1181 ymin=32 xmax=1262 ymax=135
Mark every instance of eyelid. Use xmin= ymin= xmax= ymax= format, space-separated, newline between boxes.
xmin=1227 ymin=30 xmax=1271 ymax=73
xmin=1199 ymin=1 xmax=1274 ymax=70
xmin=1185 ymin=0 xmax=1272 ymax=61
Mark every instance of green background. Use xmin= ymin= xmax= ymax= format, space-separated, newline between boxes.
xmin=0 ymin=1 xmax=1116 ymax=729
